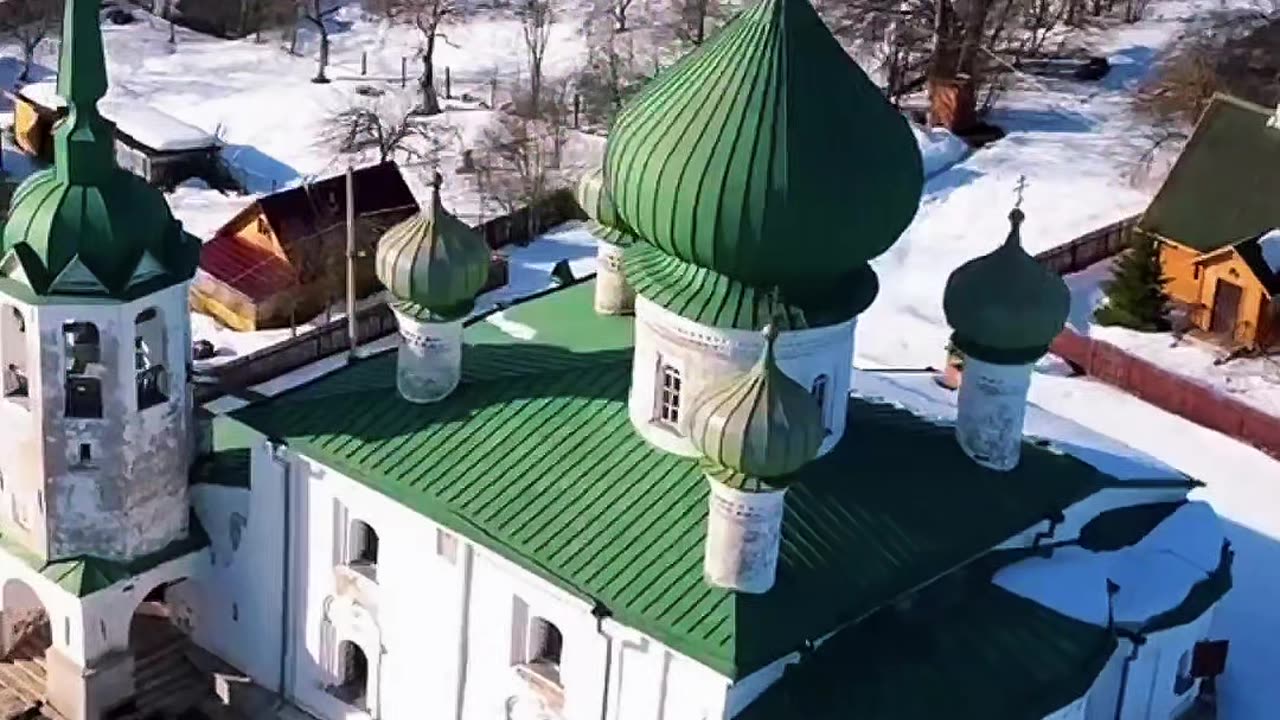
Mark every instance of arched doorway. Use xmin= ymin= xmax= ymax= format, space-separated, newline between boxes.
xmin=124 ymin=579 xmax=206 ymax=716
xmin=1 ymin=579 xmax=51 ymax=712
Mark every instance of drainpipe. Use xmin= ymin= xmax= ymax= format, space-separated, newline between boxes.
xmin=453 ymin=542 xmax=474 ymax=720
xmin=269 ymin=440 xmax=294 ymax=704
xmin=1113 ymin=631 xmax=1147 ymax=720
xmin=593 ymin=602 xmax=614 ymax=720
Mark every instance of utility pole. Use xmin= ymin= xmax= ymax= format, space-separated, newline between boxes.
xmin=345 ymin=166 xmax=358 ymax=359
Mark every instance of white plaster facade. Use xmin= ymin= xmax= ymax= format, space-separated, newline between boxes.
xmin=0 ymin=282 xmax=192 ymax=562
xmin=593 ymin=243 xmax=634 ymax=316
xmin=628 ymin=296 xmax=854 ymax=459
xmin=390 ymin=309 xmax=464 ymax=404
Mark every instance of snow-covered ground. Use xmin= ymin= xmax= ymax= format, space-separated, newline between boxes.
xmin=1064 ymin=258 xmax=1280 ymax=416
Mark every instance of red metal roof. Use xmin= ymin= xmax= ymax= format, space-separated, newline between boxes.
xmin=199 ymin=234 xmax=296 ymax=301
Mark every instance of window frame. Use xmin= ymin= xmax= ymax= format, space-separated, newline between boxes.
xmin=654 ymin=358 xmax=682 ymax=428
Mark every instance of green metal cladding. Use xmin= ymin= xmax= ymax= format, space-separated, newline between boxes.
xmin=576 ymin=166 xmax=636 ymax=247
xmin=603 ymin=0 xmax=924 ymax=298
xmin=943 ymin=209 xmax=1070 ymax=364
xmin=686 ymin=324 xmax=824 ymax=490
xmin=375 ymin=177 xmax=491 ymax=321
xmin=1 ymin=0 xmax=198 ymax=299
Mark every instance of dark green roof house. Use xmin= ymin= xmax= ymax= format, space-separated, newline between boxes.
xmin=1140 ymin=94 xmax=1280 ymax=349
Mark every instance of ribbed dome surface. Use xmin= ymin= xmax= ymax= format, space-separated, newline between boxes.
xmin=604 ymin=0 xmax=923 ymax=294
xmin=685 ymin=325 xmax=824 ymax=490
xmin=1 ymin=0 xmax=197 ymax=298
xmin=375 ymin=178 xmax=491 ymax=320
xmin=576 ymin=166 xmax=635 ymax=247
xmin=943 ymin=209 xmax=1071 ymax=364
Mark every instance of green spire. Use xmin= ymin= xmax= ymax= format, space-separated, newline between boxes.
xmin=375 ymin=174 xmax=492 ymax=321
xmin=685 ymin=323 xmax=825 ymax=491
xmin=942 ymin=206 xmax=1071 ymax=365
xmin=54 ymin=0 xmax=115 ymax=185
xmin=0 ymin=0 xmax=198 ymax=299
xmin=604 ymin=0 xmax=923 ymax=297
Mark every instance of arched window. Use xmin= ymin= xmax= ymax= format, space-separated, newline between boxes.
xmin=63 ymin=322 xmax=102 ymax=419
xmin=517 ymin=615 xmax=564 ymax=688
xmin=135 ymin=308 xmax=169 ymax=409
xmin=811 ymin=374 xmax=831 ymax=434
xmin=2 ymin=306 xmax=28 ymax=405
xmin=347 ymin=520 xmax=379 ymax=580
xmin=333 ymin=640 xmax=369 ymax=709
xmin=655 ymin=359 xmax=682 ymax=427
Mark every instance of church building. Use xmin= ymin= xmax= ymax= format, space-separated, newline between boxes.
xmin=0 ymin=0 xmax=1231 ymax=719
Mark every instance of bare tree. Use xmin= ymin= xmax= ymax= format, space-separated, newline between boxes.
xmin=373 ymin=0 xmax=464 ymax=115
xmin=518 ymin=0 xmax=554 ymax=116
xmin=673 ymin=0 xmax=714 ymax=45
xmin=243 ymin=0 xmax=297 ymax=42
xmin=0 ymin=0 xmax=60 ymax=83
xmin=324 ymin=93 xmax=450 ymax=165
xmin=596 ymin=0 xmax=636 ymax=32
xmin=298 ymin=0 xmax=341 ymax=83
xmin=477 ymin=113 xmax=554 ymax=239
xmin=578 ymin=11 xmax=638 ymax=127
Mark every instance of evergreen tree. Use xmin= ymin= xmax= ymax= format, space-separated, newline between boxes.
xmin=1094 ymin=234 xmax=1171 ymax=331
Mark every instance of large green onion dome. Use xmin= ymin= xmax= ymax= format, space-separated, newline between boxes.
xmin=375 ymin=175 xmax=491 ymax=321
xmin=575 ymin=166 xmax=635 ymax=247
xmin=2 ymin=0 xmax=198 ymax=299
xmin=943 ymin=208 xmax=1071 ymax=364
xmin=685 ymin=324 xmax=825 ymax=491
xmin=604 ymin=0 xmax=923 ymax=301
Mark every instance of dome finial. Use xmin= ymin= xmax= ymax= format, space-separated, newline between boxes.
xmin=430 ymin=171 xmax=444 ymax=211
xmin=1006 ymin=176 xmax=1028 ymax=246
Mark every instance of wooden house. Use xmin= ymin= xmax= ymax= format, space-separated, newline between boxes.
xmin=192 ymin=163 xmax=419 ymax=332
xmin=1138 ymin=94 xmax=1280 ymax=349
xmin=14 ymin=81 xmax=220 ymax=189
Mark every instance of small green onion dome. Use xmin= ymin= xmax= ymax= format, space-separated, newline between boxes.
xmin=375 ymin=174 xmax=491 ymax=321
xmin=943 ymin=208 xmax=1071 ymax=365
xmin=1 ymin=0 xmax=198 ymax=299
xmin=603 ymin=0 xmax=923 ymax=296
xmin=575 ymin=166 xmax=634 ymax=247
xmin=685 ymin=324 xmax=825 ymax=491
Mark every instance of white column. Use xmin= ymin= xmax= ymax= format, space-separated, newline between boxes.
xmin=955 ymin=356 xmax=1033 ymax=471
xmin=703 ymin=479 xmax=786 ymax=594
xmin=392 ymin=307 xmax=464 ymax=404
xmin=594 ymin=242 xmax=634 ymax=316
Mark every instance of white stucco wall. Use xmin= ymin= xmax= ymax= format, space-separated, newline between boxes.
xmin=274 ymin=453 xmax=732 ymax=720
xmin=628 ymin=296 xmax=855 ymax=458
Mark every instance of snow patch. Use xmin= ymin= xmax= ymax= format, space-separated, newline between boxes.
xmin=484 ymin=311 xmax=538 ymax=341
xmin=20 ymin=81 xmax=217 ymax=152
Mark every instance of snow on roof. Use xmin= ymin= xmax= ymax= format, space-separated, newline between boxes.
xmin=1259 ymin=228 xmax=1280 ymax=274
xmin=19 ymin=81 xmax=217 ymax=152
xmin=853 ymin=370 xmax=1185 ymax=482
xmin=993 ymin=501 xmax=1225 ymax=629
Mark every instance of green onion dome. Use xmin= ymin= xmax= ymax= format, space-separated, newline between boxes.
xmin=685 ymin=324 xmax=825 ymax=491
xmin=603 ymin=0 xmax=923 ymax=297
xmin=943 ymin=208 xmax=1071 ymax=365
xmin=375 ymin=174 xmax=491 ymax=321
xmin=1 ymin=0 xmax=198 ymax=299
xmin=576 ymin=166 xmax=635 ymax=248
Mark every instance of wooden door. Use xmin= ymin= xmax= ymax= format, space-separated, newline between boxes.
xmin=1210 ymin=280 xmax=1243 ymax=334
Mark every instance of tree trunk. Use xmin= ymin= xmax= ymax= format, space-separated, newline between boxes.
xmin=420 ymin=33 xmax=442 ymax=115
xmin=19 ymin=48 xmax=34 ymax=83
xmin=313 ymin=25 xmax=330 ymax=83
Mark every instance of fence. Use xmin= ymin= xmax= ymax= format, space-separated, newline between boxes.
xmin=1034 ymin=213 xmax=1141 ymax=275
xmin=1050 ymin=328 xmax=1280 ymax=460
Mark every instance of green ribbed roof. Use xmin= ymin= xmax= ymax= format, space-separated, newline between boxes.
xmin=687 ymin=324 xmax=824 ymax=489
xmin=604 ymin=0 xmax=923 ymax=296
xmin=375 ymin=176 xmax=490 ymax=321
xmin=232 ymin=280 xmax=1121 ymax=679
xmin=943 ymin=209 xmax=1070 ymax=364
xmin=1 ymin=0 xmax=198 ymax=299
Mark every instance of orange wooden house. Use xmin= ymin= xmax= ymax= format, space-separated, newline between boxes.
xmin=191 ymin=163 xmax=418 ymax=331
xmin=1138 ymin=94 xmax=1280 ymax=349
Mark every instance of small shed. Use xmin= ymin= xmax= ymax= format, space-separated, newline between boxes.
xmin=1138 ymin=93 xmax=1280 ymax=349
xmin=14 ymin=81 xmax=220 ymax=189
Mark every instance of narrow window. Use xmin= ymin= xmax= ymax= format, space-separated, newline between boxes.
xmin=2 ymin=306 xmax=29 ymax=403
xmin=256 ymin=216 xmax=269 ymax=236
xmin=135 ymin=309 xmax=169 ymax=410
xmin=63 ymin=322 xmax=103 ymax=418
xmin=655 ymin=360 xmax=682 ymax=427
xmin=347 ymin=520 xmax=379 ymax=580
xmin=332 ymin=641 xmax=369 ymax=709
xmin=232 ymin=603 xmax=239 ymax=622
xmin=78 ymin=443 xmax=92 ymax=466
xmin=524 ymin=617 xmax=564 ymax=687
xmin=1173 ymin=650 xmax=1194 ymax=695
xmin=811 ymin=374 xmax=832 ymax=434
